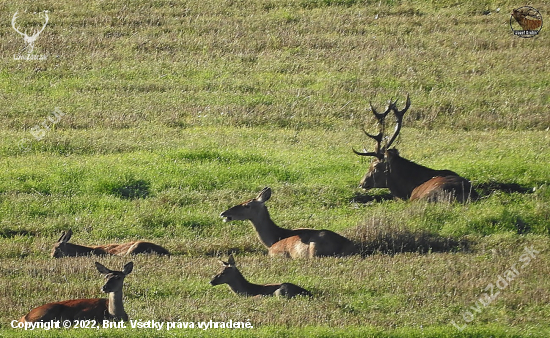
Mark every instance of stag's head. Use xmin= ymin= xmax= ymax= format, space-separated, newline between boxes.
xmin=353 ymin=95 xmax=410 ymax=190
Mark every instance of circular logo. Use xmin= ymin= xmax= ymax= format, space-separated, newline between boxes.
xmin=510 ymin=6 xmax=543 ymax=38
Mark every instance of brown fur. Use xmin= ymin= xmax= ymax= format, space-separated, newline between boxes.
xmin=51 ymin=230 xmax=170 ymax=258
xmin=354 ymin=96 xmax=477 ymax=203
xmin=220 ymin=187 xmax=357 ymax=258
xmin=20 ymin=262 xmax=133 ymax=323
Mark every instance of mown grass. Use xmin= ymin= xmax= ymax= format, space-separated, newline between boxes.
xmin=1 ymin=0 xmax=549 ymax=337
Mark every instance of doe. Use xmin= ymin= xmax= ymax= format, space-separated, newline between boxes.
xmin=210 ymin=255 xmax=312 ymax=298
xmin=20 ymin=262 xmax=133 ymax=323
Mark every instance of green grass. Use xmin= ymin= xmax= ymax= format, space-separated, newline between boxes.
xmin=1 ymin=0 xmax=549 ymax=337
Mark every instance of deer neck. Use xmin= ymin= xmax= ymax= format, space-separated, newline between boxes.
xmin=226 ymin=270 xmax=263 ymax=296
xmin=248 ymin=207 xmax=293 ymax=248
xmin=107 ymin=290 xmax=127 ymax=321
xmin=65 ymin=243 xmax=98 ymax=256
xmin=387 ymin=155 xmax=442 ymax=199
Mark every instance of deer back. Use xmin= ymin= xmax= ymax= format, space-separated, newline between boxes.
xmin=410 ymin=175 xmax=477 ymax=202
xmin=269 ymin=230 xmax=356 ymax=258
xmin=20 ymin=298 xmax=108 ymax=323
xmin=52 ymin=230 xmax=169 ymax=257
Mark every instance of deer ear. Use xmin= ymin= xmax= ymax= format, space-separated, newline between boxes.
xmin=227 ymin=254 xmax=236 ymax=265
xmin=255 ymin=187 xmax=271 ymax=202
xmin=59 ymin=229 xmax=72 ymax=243
xmin=123 ymin=262 xmax=134 ymax=275
xmin=95 ymin=262 xmax=111 ymax=275
xmin=57 ymin=231 xmax=66 ymax=243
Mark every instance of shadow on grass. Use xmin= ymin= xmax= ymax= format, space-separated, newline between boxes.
xmin=0 ymin=228 xmax=37 ymax=238
xmin=350 ymin=192 xmax=394 ymax=204
xmin=111 ymin=178 xmax=151 ymax=199
xmin=351 ymin=181 xmax=533 ymax=205
xmin=345 ymin=219 xmax=470 ymax=257
xmin=475 ymin=181 xmax=533 ymax=197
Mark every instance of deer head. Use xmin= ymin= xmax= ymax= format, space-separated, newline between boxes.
xmin=210 ymin=255 xmax=237 ymax=286
xmin=96 ymin=262 xmax=133 ymax=294
xmin=353 ymin=95 xmax=410 ymax=189
xmin=220 ymin=187 xmax=271 ymax=222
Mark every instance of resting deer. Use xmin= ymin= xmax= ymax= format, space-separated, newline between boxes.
xmin=210 ymin=255 xmax=312 ymax=298
xmin=353 ymin=95 xmax=478 ymax=202
xmin=51 ymin=229 xmax=170 ymax=258
xmin=220 ymin=187 xmax=356 ymax=258
xmin=20 ymin=262 xmax=133 ymax=323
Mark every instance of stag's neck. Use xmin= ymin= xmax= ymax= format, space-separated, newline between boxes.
xmin=226 ymin=270 xmax=264 ymax=296
xmin=387 ymin=155 xmax=448 ymax=199
xmin=248 ymin=208 xmax=293 ymax=248
xmin=107 ymin=291 xmax=127 ymax=321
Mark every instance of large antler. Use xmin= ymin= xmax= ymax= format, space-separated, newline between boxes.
xmin=353 ymin=94 xmax=410 ymax=158
xmin=385 ymin=94 xmax=410 ymax=149
xmin=352 ymin=129 xmax=384 ymax=159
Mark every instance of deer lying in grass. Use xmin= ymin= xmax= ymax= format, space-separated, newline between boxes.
xmin=220 ymin=187 xmax=356 ymax=258
xmin=210 ymin=255 xmax=312 ymax=298
xmin=353 ymin=95 xmax=478 ymax=203
xmin=51 ymin=229 xmax=170 ymax=258
xmin=20 ymin=262 xmax=133 ymax=323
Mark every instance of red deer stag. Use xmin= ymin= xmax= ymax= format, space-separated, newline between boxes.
xmin=220 ymin=187 xmax=356 ymax=258
xmin=353 ymin=95 xmax=478 ymax=202
xmin=210 ymin=255 xmax=312 ymax=298
xmin=20 ymin=262 xmax=133 ymax=323
xmin=51 ymin=229 xmax=170 ymax=258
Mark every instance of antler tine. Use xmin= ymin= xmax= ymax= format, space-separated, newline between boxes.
xmin=362 ymin=128 xmax=382 ymax=143
xmin=385 ymin=94 xmax=411 ymax=149
xmin=352 ymin=148 xmax=381 ymax=158
xmin=370 ymin=101 xmax=392 ymax=124
xmin=353 ymin=129 xmax=383 ymax=158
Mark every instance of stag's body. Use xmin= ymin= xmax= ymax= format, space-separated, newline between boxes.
xmin=362 ymin=149 xmax=477 ymax=202
xmin=210 ymin=255 xmax=312 ymax=298
xmin=220 ymin=187 xmax=356 ymax=258
xmin=20 ymin=262 xmax=133 ymax=323
xmin=354 ymin=96 xmax=477 ymax=203
xmin=51 ymin=230 xmax=170 ymax=258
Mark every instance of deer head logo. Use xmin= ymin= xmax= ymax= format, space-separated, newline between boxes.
xmin=12 ymin=10 xmax=49 ymax=55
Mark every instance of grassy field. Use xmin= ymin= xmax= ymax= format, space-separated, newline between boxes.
xmin=1 ymin=0 xmax=549 ymax=337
